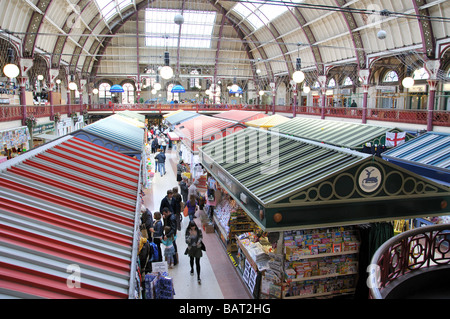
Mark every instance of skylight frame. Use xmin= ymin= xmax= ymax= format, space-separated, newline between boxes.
xmin=145 ymin=8 xmax=217 ymax=49
xmin=232 ymin=0 xmax=290 ymax=31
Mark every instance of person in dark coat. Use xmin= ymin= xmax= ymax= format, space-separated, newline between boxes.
xmin=179 ymin=177 xmax=189 ymax=203
xmin=162 ymin=207 xmax=178 ymax=265
xmin=151 ymin=138 xmax=159 ymax=154
xmin=172 ymin=186 xmax=182 ymax=231
xmin=185 ymin=221 xmax=204 ymax=284
xmin=160 ymin=189 xmax=175 ymax=213
xmin=155 ymin=149 xmax=166 ymax=177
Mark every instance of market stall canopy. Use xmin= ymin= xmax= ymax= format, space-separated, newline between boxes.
xmin=165 ymin=111 xmax=201 ymax=125
xmin=382 ymin=132 xmax=450 ymax=187
xmin=168 ymin=132 xmax=180 ymax=141
xmin=116 ymin=110 xmax=146 ymax=123
xmin=110 ymin=84 xmax=124 ymax=93
xmin=229 ymin=86 xmax=243 ymax=94
xmin=270 ymin=117 xmax=415 ymax=151
xmin=163 ymin=109 xmax=184 ymax=119
xmin=175 ymin=115 xmax=245 ymax=153
xmin=213 ymin=110 xmax=267 ymax=124
xmin=246 ymin=114 xmax=291 ymax=129
xmin=171 ymin=84 xmax=186 ymax=93
xmin=0 ymin=136 xmax=141 ymax=298
xmin=200 ymin=128 xmax=450 ymax=231
xmin=71 ymin=115 xmax=145 ymax=159
xmin=111 ymin=113 xmax=146 ymax=129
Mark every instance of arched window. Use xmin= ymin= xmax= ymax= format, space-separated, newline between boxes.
xmin=383 ymin=70 xmax=399 ymax=83
xmin=328 ymin=78 xmax=336 ymax=88
xmin=312 ymin=81 xmax=320 ymax=89
xmin=343 ymin=77 xmax=353 ymax=86
xmin=167 ymin=83 xmax=179 ymax=102
xmin=99 ymin=82 xmax=111 ymax=104
xmin=413 ymin=68 xmax=429 ymax=80
xmin=189 ymin=69 xmax=201 ymax=89
xmin=145 ymin=69 xmax=157 ymax=88
xmin=122 ymin=83 xmax=135 ymax=104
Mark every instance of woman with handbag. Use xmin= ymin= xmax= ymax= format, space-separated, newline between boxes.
xmin=185 ymin=194 xmax=198 ymax=222
xmin=185 ymin=221 xmax=205 ymax=284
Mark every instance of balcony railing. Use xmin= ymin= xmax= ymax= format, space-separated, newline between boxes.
xmin=369 ymin=224 xmax=450 ymax=299
xmin=1 ymin=103 xmax=449 ymax=127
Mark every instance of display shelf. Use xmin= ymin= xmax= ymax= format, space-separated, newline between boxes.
xmin=283 ymin=288 xmax=356 ymax=299
xmin=282 ymin=226 xmax=360 ymax=299
xmin=287 ymin=271 xmax=358 ymax=283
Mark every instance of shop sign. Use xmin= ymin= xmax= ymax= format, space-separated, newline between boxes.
xmin=408 ymin=85 xmax=426 ymax=93
xmin=358 ymin=166 xmax=382 ymax=193
xmin=33 ymin=122 xmax=55 ymax=135
xmin=443 ymin=83 xmax=450 ymax=92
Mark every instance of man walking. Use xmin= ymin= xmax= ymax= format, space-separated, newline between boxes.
xmin=155 ymin=149 xmax=166 ymax=177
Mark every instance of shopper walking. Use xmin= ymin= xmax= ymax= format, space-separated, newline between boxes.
xmin=172 ymin=186 xmax=182 ymax=231
xmin=186 ymin=194 xmax=198 ymax=222
xmin=162 ymin=207 xmax=178 ymax=265
xmin=151 ymin=211 xmax=163 ymax=262
xmin=155 ymin=149 xmax=166 ymax=177
xmin=176 ymin=160 xmax=185 ymax=182
xmin=185 ymin=221 xmax=204 ymax=284
xmin=160 ymin=189 xmax=175 ymax=214
xmin=151 ymin=138 xmax=158 ymax=154
xmin=162 ymin=226 xmax=176 ymax=268
xmin=179 ymin=177 xmax=189 ymax=203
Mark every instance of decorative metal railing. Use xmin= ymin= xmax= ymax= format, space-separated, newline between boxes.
xmin=1 ymin=103 xmax=449 ymax=128
xmin=369 ymin=224 xmax=450 ymax=299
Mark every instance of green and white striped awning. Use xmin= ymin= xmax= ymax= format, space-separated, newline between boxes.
xmin=200 ymin=128 xmax=450 ymax=231
xmin=270 ymin=117 xmax=412 ymax=150
xmin=201 ymin=128 xmax=367 ymax=206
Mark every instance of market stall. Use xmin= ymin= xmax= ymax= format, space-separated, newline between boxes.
xmin=165 ymin=110 xmax=201 ymax=126
xmin=0 ymin=135 xmax=143 ymax=298
xmin=199 ymin=127 xmax=450 ymax=299
xmin=174 ymin=114 xmax=246 ymax=176
xmin=71 ymin=114 xmax=146 ymax=160
xmin=213 ymin=110 xmax=268 ymax=124
xmin=271 ymin=117 xmax=416 ymax=155
xmin=245 ymin=114 xmax=291 ymax=129
xmin=381 ymin=131 xmax=450 ymax=187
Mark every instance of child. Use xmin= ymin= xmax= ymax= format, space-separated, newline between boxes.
xmin=151 ymin=212 xmax=163 ymax=262
xmin=161 ymin=225 xmax=176 ymax=268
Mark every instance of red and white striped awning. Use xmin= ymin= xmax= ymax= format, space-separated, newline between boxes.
xmin=175 ymin=115 xmax=245 ymax=153
xmin=0 ymin=136 xmax=141 ymax=299
xmin=168 ymin=132 xmax=180 ymax=141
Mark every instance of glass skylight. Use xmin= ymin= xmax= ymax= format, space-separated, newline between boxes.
xmin=145 ymin=9 xmax=216 ymax=49
xmin=94 ymin=0 xmax=133 ymax=22
xmin=232 ymin=0 xmax=290 ymax=30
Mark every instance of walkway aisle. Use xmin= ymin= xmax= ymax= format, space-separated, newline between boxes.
xmin=143 ymin=148 xmax=251 ymax=299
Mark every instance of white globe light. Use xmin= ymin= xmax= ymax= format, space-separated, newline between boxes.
xmin=160 ymin=66 xmax=173 ymax=80
xmin=56 ymin=79 xmax=61 ymax=84
xmin=68 ymin=81 xmax=78 ymax=91
xmin=92 ymin=88 xmax=99 ymax=95
xmin=205 ymin=89 xmax=211 ymax=95
xmin=303 ymin=86 xmax=311 ymax=94
xmin=154 ymin=82 xmax=162 ymax=91
xmin=256 ymin=69 xmax=261 ymax=74
xmin=402 ymin=77 xmax=414 ymax=89
xmin=151 ymin=89 xmax=157 ymax=94
xmin=3 ymin=63 xmax=20 ymax=79
xmin=231 ymin=84 xmax=239 ymax=92
xmin=292 ymin=70 xmax=305 ymax=83
xmin=37 ymin=74 xmax=44 ymax=81
xmin=235 ymin=93 xmax=239 ymax=97
xmin=174 ymin=14 xmax=184 ymax=25
xmin=377 ymin=30 xmax=387 ymax=40
xmin=259 ymin=90 xmax=264 ymax=96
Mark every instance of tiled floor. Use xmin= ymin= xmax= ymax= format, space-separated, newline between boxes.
xmin=143 ymin=147 xmax=252 ymax=299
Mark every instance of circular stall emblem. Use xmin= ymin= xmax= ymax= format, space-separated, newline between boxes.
xmin=358 ymin=166 xmax=382 ymax=193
